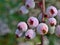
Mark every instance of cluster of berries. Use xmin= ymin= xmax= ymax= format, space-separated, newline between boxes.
xmin=19 ymin=0 xmax=35 ymax=14
xmin=15 ymin=16 xmax=48 ymax=39
xmin=38 ymin=6 xmax=60 ymax=36
xmin=15 ymin=3 xmax=60 ymax=39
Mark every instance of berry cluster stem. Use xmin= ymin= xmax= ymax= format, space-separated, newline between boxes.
xmin=42 ymin=0 xmax=45 ymax=14
xmin=41 ymin=0 xmax=45 ymax=45
xmin=40 ymin=35 xmax=44 ymax=45
xmin=42 ymin=0 xmax=45 ymax=22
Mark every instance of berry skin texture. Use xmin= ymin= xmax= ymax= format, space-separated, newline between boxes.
xmin=49 ymin=26 xmax=55 ymax=34
xmin=47 ymin=18 xmax=57 ymax=26
xmin=38 ymin=13 xmax=48 ymax=22
xmin=19 ymin=5 xmax=29 ymax=14
xmin=15 ymin=29 xmax=23 ymax=38
xmin=26 ymin=0 xmax=34 ymax=2
xmin=17 ymin=22 xmax=28 ymax=32
xmin=25 ymin=29 xmax=36 ymax=39
xmin=46 ymin=6 xmax=58 ymax=17
xmin=27 ymin=17 xmax=39 ymax=28
xmin=57 ymin=10 xmax=60 ymax=22
xmin=38 ymin=13 xmax=42 ymax=22
xmin=55 ymin=25 xmax=60 ymax=37
xmin=37 ymin=23 xmax=48 ymax=35
xmin=25 ymin=1 xmax=35 ymax=9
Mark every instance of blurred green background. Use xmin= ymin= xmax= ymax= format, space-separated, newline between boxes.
xmin=0 ymin=0 xmax=29 ymax=45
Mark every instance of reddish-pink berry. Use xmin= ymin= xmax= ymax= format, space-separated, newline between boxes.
xmin=19 ymin=5 xmax=29 ymax=14
xmin=17 ymin=22 xmax=28 ymax=32
xmin=37 ymin=23 xmax=48 ymax=35
xmin=25 ymin=29 xmax=36 ymax=39
xmin=15 ymin=29 xmax=23 ymax=38
xmin=46 ymin=6 xmax=58 ymax=17
xmin=25 ymin=1 xmax=35 ymax=8
xmin=55 ymin=25 xmax=60 ymax=37
xmin=47 ymin=18 xmax=57 ymax=26
xmin=27 ymin=17 xmax=39 ymax=28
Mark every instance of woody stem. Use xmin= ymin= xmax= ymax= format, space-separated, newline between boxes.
xmin=42 ymin=0 xmax=45 ymax=22
xmin=41 ymin=0 xmax=45 ymax=45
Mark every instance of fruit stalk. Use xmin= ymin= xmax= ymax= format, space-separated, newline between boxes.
xmin=42 ymin=0 xmax=45 ymax=14
xmin=42 ymin=0 xmax=45 ymax=22
xmin=41 ymin=0 xmax=45 ymax=45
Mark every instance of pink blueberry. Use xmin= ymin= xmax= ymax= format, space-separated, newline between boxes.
xmin=55 ymin=25 xmax=60 ymax=37
xmin=47 ymin=18 xmax=57 ymax=26
xmin=46 ymin=6 xmax=58 ymax=17
xmin=27 ymin=16 xmax=39 ymax=28
xmin=49 ymin=26 xmax=55 ymax=34
xmin=57 ymin=10 xmax=60 ymax=22
xmin=15 ymin=29 xmax=23 ymax=38
xmin=17 ymin=22 xmax=28 ymax=32
xmin=25 ymin=29 xmax=36 ymax=39
xmin=38 ymin=13 xmax=42 ymax=22
xmin=26 ymin=0 xmax=34 ymax=2
xmin=25 ymin=1 xmax=35 ymax=9
xmin=37 ymin=23 xmax=48 ymax=35
xmin=19 ymin=5 xmax=29 ymax=14
xmin=38 ymin=13 xmax=48 ymax=22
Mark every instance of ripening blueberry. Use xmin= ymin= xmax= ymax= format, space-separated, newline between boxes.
xmin=38 ymin=13 xmax=48 ymax=22
xmin=27 ymin=16 xmax=39 ymax=28
xmin=25 ymin=29 xmax=36 ymax=39
xmin=17 ymin=22 xmax=28 ymax=32
xmin=15 ymin=29 xmax=23 ymax=38
xmin=19 ymin=5 xmax=29 ymax=14
xmin=46 ymin=6 xmax=58 ymax=17
xmin=38 ymin=13 xmax=42 ymax=22
xmin=49 ymin=26 xmax=55 ymax=34
xmin=26 ymin=0 xmax=34 ymax=2
xmin=47 ymin=18 xmax=57 ymax=26
xmin=55 ymin=25 xmax=60 ymax=37
xmin=37 ymin=23 xmax=48 ymax=35
xmin=25 ymin=1 xmax=35 ymax=9
xmin=46 ymin=18 xmax=57 ymax=34
xmin=57 ymin=10 xmax=60 ymax=23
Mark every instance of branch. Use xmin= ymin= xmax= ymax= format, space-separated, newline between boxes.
xmin=42 ymin=0 xmax=45 ymax=22
xmin=42 ymin=0 xmax=45 ymax=14
xmin=41 ymin=0 xmax=45 ymax=45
